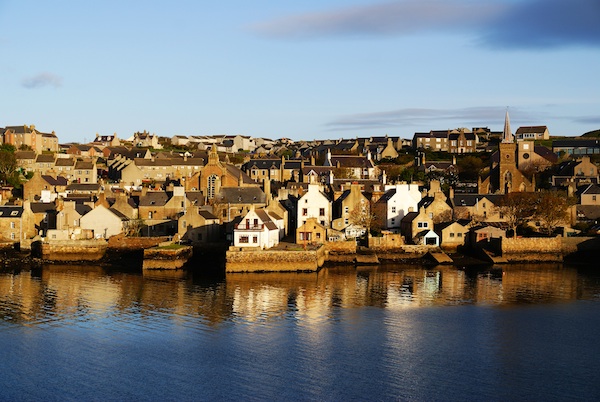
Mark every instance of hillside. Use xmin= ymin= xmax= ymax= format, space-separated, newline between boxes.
xmin=581 ymin=129 xmax=600 ymax=138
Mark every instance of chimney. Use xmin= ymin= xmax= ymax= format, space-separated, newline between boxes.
xmin=382 ymin=170 xmax=387 ymax=185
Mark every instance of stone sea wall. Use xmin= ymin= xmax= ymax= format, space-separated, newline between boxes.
xmin=41 ymin=240 xmax=108 ymax=261
xmin=501 ymin=237 xmax=562 ymax=262
xmin=226 ymin=245 xmax=326 ymax=272
xmin=143 ymin=246 xmax=193 ymax=270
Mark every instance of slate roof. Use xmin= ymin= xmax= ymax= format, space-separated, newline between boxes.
xmin=255 ymin=209 xmax=278 ymax=230
xmin=55 ymin=158 xmax=76 ymax=167
xmin=66 ymin=183 xmax=101 ymax=192
xmin=139 ymin=192 xmax=170 ymax=207
xmin=515 ymin=126 xmax=547 ymax=134
xmin=577 ymin=205 xmax=600 ymax=220
xmin=452 ymin=194 xmax=503 ymax=207
xmin=36 ymin=154 xmax=55 ymax=163
xmin=30 ymin=202 xmax=57 ymax=214
xmin=0 ymin=206 xmax=23 ymax=218
xmin=41 ymin=175 xmax=69 ymax=186
xmin=216 ymin=187 xmax=266 ymax=204
xmin=199 ymin=210 xmax=218 ymax=220
xmin=582 ymin=184 xmax=600 ymax=195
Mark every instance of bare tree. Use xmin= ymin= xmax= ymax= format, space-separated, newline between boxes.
xmin=494 ymin=192 xmax=538 ymax=237
xmin=534 ymin=191 xmax=570 ymax=235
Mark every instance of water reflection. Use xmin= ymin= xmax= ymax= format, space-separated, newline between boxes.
xmin=0 ymin=263 xmax=598 ymax=327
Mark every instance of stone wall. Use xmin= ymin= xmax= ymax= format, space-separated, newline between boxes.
xmin=143 ymin=246 xmax=193 ymax=270
xmin=561 ymin=237 xmax=600 ymax=255
xmin=42 ymin=240 xmax=108 ymax=261
xmin=107 ymin=234 xmax=169 ymax=250
xmin=369 ymin=234 xmax=404 ymax=251
xmin=502 ymin=237 xmax=562 ymax=262
xmin=324 ymin=241 xmax=356 ymax=253
xmin=226 ymin=245 xmax=325 ymax=272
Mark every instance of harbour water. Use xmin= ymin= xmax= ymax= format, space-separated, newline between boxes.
xmin=1 ymin=262 xmax=599 ymax=401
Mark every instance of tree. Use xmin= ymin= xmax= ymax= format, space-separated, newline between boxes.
xmin=457 ymin=156 xmax=483 ymax=181
xmin=534 ymin=191 xmax=571 ymax=235
xmin=349 ymin=200 xmax=384 ymax=236
xmin=332 ymin=167 xmax=355 ymax=179
xmin=0 ymin=148 xmax=17 ymax=185
xmin=495 ymin=192 xmax=538 ymax=237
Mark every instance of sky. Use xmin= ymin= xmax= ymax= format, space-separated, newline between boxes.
xmin=1 ymin=0 xmax=599 ymax=143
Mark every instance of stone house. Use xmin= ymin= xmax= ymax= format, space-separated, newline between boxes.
xmin=109 ymin=191 xmax=138 ymax=219
xmin=178 ymin=207 xmax=220 ymax=244
xmin=515 ymin=126 xmax=549 ymax=141
xmin=54 ymin=157 xmax=76 ymax=179
xmin=23 ymin=172 xmax=68 ymax=201
xmin=451 ymin=194 xmax=504 ymax=222
xmin=400 ymin=206 xmax=434 ymax=244
xmin=413 ymin=130 xmax=449 ymax=151
xmin=435 ymin=220 xmax=470 ymax=250
xmin=552 ymin=156 xmax=599 ymax=187
xmin=332 ymin=182 xmax=370 ymax=235
xmin=212 ymin=186 xmax=267 ymax=224
xmin=323 ymin=150 xmax=379 ymax=180
xmin=56 ymin=200 xmax=91 ymax=233
xmin=16 ymin=151 xmax=36 ymax=173
xmin=30 ymin=201 xmax=57 ymax=237
xmin=580 ymin=184 xmax=600 ymax=206
xmin=72 ymin=160 xmax=97 ymax=184
xmin=419 ymin=180 xmax=453 ymax=224
xmin=467 ymin=223 xmax=508 ymax=246
xmin=92 ymin=134 xmax=121 ymax=148
xmin=2 ymin=125 xmax=58 ymax=154
xmin=448 ymin=129 xmax=477 ymax=154
xmin=296 ymin=217 xmax=327 ymax=244
xmin=35 ymin=154 xmax=56 ymax=175
xmin=132 ymin=131 xmax=162 ymax=149
xmin=0 ymin=204 xmax=36 ymax=241
xmin=380 ymin=137 xmax=399 ymax=160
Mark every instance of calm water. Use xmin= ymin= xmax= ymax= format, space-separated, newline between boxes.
xmin=1 ymin=262 xmax=600 ymax=401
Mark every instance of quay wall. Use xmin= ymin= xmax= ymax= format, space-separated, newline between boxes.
xmin=41 ymin=240 xmax=108 ymax=261
xmin=143 ymin=246 xmax=193 ymax=270
xmin=108 ymin=235 xmax=169 ymax=250
xmin=501 ymin=237 xmax=562 ymax=262
xmin=226 ymin=245 xmax=326 ymax=272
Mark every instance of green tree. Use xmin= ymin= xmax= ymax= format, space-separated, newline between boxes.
xmin=0 ymin=148 xmax=17 ymax=185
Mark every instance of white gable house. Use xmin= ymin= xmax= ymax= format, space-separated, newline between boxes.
xmin=297 ymin=183 xmax=332 ymax=229
xmin=234 ymin=208 xmax=282 ymax=249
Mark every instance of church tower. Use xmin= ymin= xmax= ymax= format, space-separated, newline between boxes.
xmin=499 ymin=109 xmax=518 ymax=193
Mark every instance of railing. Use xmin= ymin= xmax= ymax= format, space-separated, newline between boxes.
xmin=235 ymin=224 xmax=264 ymax=230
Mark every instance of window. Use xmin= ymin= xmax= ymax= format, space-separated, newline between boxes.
xmin=253 ymin=219 xmax=258 ymax=226
xmin=391 ymin=207 xmax=396 ymax=213
xmin=458 ymin=233 xmax=463 ymax=237
xmin=593 ymin=195 xmax=597 ymax=201
xmin=10 ymin=233 xmax=15 ymax=240
xmin=450 ymin=232 xmax=455 ymax=237
xmin=302 ymin=208 xmax=308 ymax=216
xmin=429 ymin=212 xmax=433 ymax=218
xmin=252 ymin=236 xmax=258 ymax=243
xmin=417 ymin=222 xmax=428 ymax=228
xmin=222 ymin=209 xmax=227 ymax=217
xmin=391 ymin=218 xmax=395 ymax=225
xmin=320 ymin=221 xmax=325 ymax=226
xmin=344 ymin=206 xmax=349 ymax=213
xmin=10 ymin=222 xmax=15 ymax=229
xmin=239 ymin=236 xmax=249 ymax=243
xmin=344 ymin=218 xmax=348 ymax=225
xmin=319 ymin=208 xmax=325 ymax=216
xmin=207 ymin=174 xmax=218 ymax=199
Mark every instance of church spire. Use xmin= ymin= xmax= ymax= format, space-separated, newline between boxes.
xmin=502 ymin=108 xmax=513 ymax=143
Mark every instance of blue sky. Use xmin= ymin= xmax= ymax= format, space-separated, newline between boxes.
xmin=1 ymin=0 xmax=599 ymax=143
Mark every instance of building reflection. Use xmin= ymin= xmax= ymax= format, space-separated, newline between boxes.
xmin=0 ymin=262 xmax=594 ymax=326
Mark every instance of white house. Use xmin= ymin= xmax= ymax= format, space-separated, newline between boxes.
xmin=297 ymin=183 xmax=332 ymax=229
xmin=376 ymin=183 xmax=422 ymax=231
xmin=233 ymin=208 xmax=282 ymax=249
